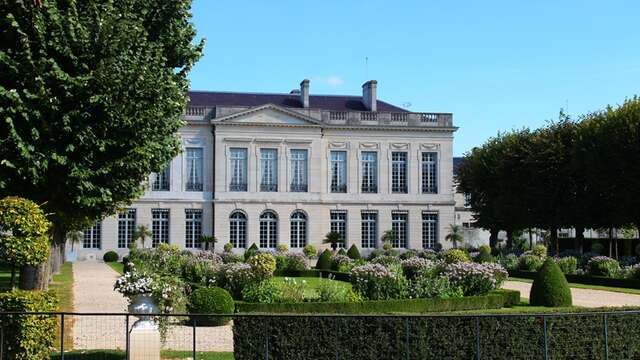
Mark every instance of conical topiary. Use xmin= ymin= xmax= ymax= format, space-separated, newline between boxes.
xmin=347 ymin=244 xmax=362 ymax=260
xmin=337 ymin=248 xmax=347 ymax=256
xmin=316 ymin=249 xmax=332 ymax=270
xmin=244 ymin=243 xmax=259 ymax=261
xmin=530 ymin=257 xmax=572 ymax=307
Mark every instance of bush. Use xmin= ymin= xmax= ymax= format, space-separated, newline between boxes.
xmin=370 ymin=255 xmax=401 ymax=268
xmin=417 ymin=249 xmax=438 ymax=260
xmin=350 ymin=263 xmax=409 ymax=300
xmin=331 ymin=254 xmax=354 ymax=271
xmin=188 ymin=287 xmax=234 ymax=326
xmin=532 ymin=244 xmax=547 ymax=257
xmin=303 ymin=244 xmax=317 ymax=258
xmin=626 ymin=264 xmax=640 ymax=280
xmin=274 ymin=254 xmax=290 ymax=275
xmin=316 ymin=279 xmax=362 ymax=303
xmin=587 ymin=256 xmax=621 ymax=277
xmin=479 ymin=245 xmax=492 ymax=255
xmin=498 ymin=253 xmax=519 ymax=271
xmin=244 ymin=243 xmax=259 ymax=260
xmin=220 ymin=252 xmax=243 ymax=264
xmin=382 ymin=242 xmax=393 ymax=251
xmin=285 ymin=253 xmax=309 ymax=273
xmin=518 ymin=254 xmax=544 ymax=271
xmin=277 ymin=277 xmax=308 ymax=303
xmin=316 ymin=249 xmax=332 ymax=270
xmin=346 ymin=244 xmax=362 ymax=260
xmin=591 ymin=242 xmax=604 ymax=255
xmin=399 ymin=249 xmax=418 ymax=260
xmin=247 ymin=252 xmax=276 ymax=280
xmin=409 ymin=275 xmax=463 ymax=299
xmin=182 ymin=253 xmax=221 ymax=284
xmin=555 ymin=256 xmax=578 ymax=275
xmin=441 ymin=249 xmax=471 ymax=264
xmin=337 ymin=248 xmax=348 ymax=256
xmin=368 ymin=249 xmax=385 ymax=260
xmin=441 ymin=262 xmax=508 ymax=296
xmin=530 ymin=258 xmax=572 ymax=307
xmin=241 ymin=280 xmax=283 ymax=303
xmin=276 ymin=244 xmax=289 ymax=253
xmin=216 ymin=263 xmax=256 ymax=298
xmin=103 ymin=251 xmax=119 ymax=262
xmin=401 ymin=257 xmax=437 ymax=280
xmin=0 ymin=290 xmax=58 ymax=360
xmin=223 ymin=242 xmax=233 ymax=253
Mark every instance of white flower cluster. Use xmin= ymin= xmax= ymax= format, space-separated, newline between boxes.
xmin=113 ymin=270 xmax=154 ymax=297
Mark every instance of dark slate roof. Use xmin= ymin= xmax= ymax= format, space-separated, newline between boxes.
xmin=453 ymin=157 xmax=465 ymax=176
xmin=188 ymin=91 xmax=408 ymax=112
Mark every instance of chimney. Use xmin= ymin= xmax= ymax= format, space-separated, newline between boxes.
xmin=362 ymin=80 xmax=377 ymax=111
xmin=300 ymin=79 xmax=310 ymax=108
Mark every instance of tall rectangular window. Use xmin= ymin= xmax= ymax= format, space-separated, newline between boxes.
xmin=391 ymin=211 xmax=408 ymax=248
xmin=330 ymin=210 xmax=347 ymax=248
xmin=83 ymin=222 xmax=101 ymax=249
xmin=230 ymin=148 xmax=248 ymax=191
xmin=117 ymin=209 xmax=136 ymax=249
xmin=151 ymin=165 xmax=170 ymax=191
xmin=361 ymin=152 xmax=378 ymax=193
xmin=260 ymin=149 xmax=278 ymax=192
xmin=290 ymin=149 xmax=308 ymax=192
xmin=361 ymin=211 xmax=377 ymax=249
xmin=185 ymin=148 xmax=203 ymax=191
xmin=421 ymin=152 xmax=438 ymax=194
xmin=422 ymin=212 xmax=438 ymax=249
xmin=391 ymin=152 xmax=408 ymax=193
xmin=185 ymin=209 xmax=203 ymax=249
xmin=330 ymin=151 xmax=347 ymax=193
xmin=152 ymin=209 xmax=170 ymax=247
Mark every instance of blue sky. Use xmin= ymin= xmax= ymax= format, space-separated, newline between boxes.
xmin=188 ymin=0 xmax=640 ymax=156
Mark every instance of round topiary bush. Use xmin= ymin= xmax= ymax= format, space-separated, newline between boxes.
xmin=441 ymin=249 xmax=471 ymax=264
xmin=223 ymin=242 xmax=233 ymax=253
xmin=316 ymin=249 xmax=332 ymax=270
xmin=103 ymin=251 xmax=119 ymax=262
xmin=530 ymin=258 xmax=572 ymax=307
xmin=188 ymin=286 xmax=234 ymax=326
xmin=347 ymin=244 xmax=362 ymax=260
xmin=303 ymin=244 xmax=317 ymax=258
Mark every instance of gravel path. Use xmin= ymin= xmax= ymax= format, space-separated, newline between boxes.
xmin=72 ymin=260 xmax=233 ymax=352
xmin=503 ymin=280 xmax=640 ymax=308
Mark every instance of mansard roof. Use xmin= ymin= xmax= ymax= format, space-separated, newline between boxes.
xmin=188 ymin=90 xmax=408 ymax=113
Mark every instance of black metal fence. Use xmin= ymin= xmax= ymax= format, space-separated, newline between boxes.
xmin=1 ymin=310 xmax=640 ymax=359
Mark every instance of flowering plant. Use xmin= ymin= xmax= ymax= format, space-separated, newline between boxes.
xmin=370 ymin=255 xmax=401 ymax=268
xmin=247 ymin=252 xmax=276 ymax=280
xmin=286 ymin=252 xmax=309 ymax=272
xmin=350 ymin=263 xmax=408 ymax=300
xmin=442 ymin=262 xmax=507 ymax=296
xmin=401 ymin=257 xmax=437 ymax=280
xmin=587 ymin=256 xmax=621 ymax=277
xmin=331 ymin=254 xmax=354 ymax=271
xmin=215 ymin=262 xmax=257 ymax=298
xmin=114 ymin=269 xmax=154 ymax=297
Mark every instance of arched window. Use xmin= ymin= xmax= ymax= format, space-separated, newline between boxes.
xmin=229 ymin=211 xmax=247 ymax=248
xmin=259 ymin=211 xmax=278 ymax=248
xmin=290 ymin=211 xmax=307 ymax=248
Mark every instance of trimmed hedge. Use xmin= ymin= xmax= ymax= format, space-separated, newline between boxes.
xmin=315 ymin=249 xmax=332 ymax=270
xmin=509 ymin=270 xmax=640 ymax=289
xmin=236 ymin=289 xmax=520 ymax=314
xmin=188 ymin=287 xmax=234 ymax=326
xmin=233 ymin=309 xmax=640 ymax=359
xmin=530 ymin=258 xmax=572 ymax=307
xmin=0 ymin=290 xmax=58 ymax=360
xmin=103 ymin=251 xmax=118 ymax=262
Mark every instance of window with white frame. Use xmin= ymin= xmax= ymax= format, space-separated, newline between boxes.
xmin=260 ymin=149 xmax=278 ymax=192
xmin=229 ymin=148 xmax=248 ymax=191
xmin=290 ymin=211 xmax=307 ymax=248
xmin=185 ymin=209 xmax=202 ymax=249
xmin=152 ymin=209 xmax=170 ymax=247
xmin=151 ymin=165 xmax=170 ymax=191
xmin=421 ymin=152 xmax=437 ymax=194
xmin=422 ymin=212 xmax=438 ymax=249
xmin=361 ymin=151 xmax=378 ymax=193
xmin=330 ymin=210 xmax=347 ymax=248
xmin=83 ymin=222 xmax=101 ymax=249
xmin=259 ymin=211 xmax=278 ymax=248
xmin=391 ymin=152 xmax=408 ymax=193
xmin=361 ymin=211 xmax=377 ymax=249
xmin=290 ymin=149 xmax=308 ymax=192
xmin=229 ymin=211 xmax=247 ymax=248
xmin=185 ymin=148 xmax=203 ymax=191
xmin=330 ymin=151 xmax=347 ymax=193
xmin=391 ymin=211 xmax=408 ymax=248
xmin=117 ymin=209 xmax=136 ymax=249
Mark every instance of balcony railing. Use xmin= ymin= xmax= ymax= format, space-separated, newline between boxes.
xmin=322 ymin=111 xmax=453 ymax=127
xmin=290 ymin=183 xmax=308 ymax=192
xmin=260 ymin=183 xmax=278 ymax=192
xmin=230 ymin=183 xmax=247 ymax=192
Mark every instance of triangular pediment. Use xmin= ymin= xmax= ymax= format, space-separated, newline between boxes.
xmin=212 ymin=104 xmax=322 ymax=127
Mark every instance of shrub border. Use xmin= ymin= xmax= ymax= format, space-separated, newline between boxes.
xmin=236 ymin=289 xmax=520 ymax=314
xmin=509 ymin=270 xmax=640 ymax=289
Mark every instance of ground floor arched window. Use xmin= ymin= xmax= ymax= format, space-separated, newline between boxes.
xmin=290 ymin=211 xmax=307 ymax=248
xmin=259 ymin=210 xmax=278 ymax=248
xmin=230 ymin=211 xmax=247 ymax=248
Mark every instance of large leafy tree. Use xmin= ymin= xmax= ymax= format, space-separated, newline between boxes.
xmin=0 ymin=0 xmax=203 ymax=288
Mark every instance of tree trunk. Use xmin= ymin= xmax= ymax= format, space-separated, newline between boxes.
xmin=50 ymin=227 xmax=66 ymax=275
xmin=19 ymin=263 xmax=48 ymax=290
xmin=549 ymin=227 xmax=558 ymax=255
xmin=528 ymin=228 xmax=533 ymax=250
xmin=505 ymin=229 xmax=513 ymax=250
xmin=574 ymin=225 xmax=585 ymax=253
xmin=489 ymin=228 xmax=499 ymax=249
xmin=609 ymin=228 xmax=613 ymax=258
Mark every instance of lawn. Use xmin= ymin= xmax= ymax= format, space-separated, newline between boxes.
xmin=50 ymin=262 xmax=75 ymax=351
xmin=271 ymin=276 xmax=352 ymax=298
xmin=50 ymin=350 xmax=234 ymax=359
xmin=509 ymin=276 xmax=640 ymax=295
xmin=106 ymin=261 xmax=125 ymax=275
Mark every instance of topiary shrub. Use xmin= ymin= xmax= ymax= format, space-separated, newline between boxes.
xmin=441 ymin=249 xmax=471 ymax=264
xmin=338 ymin=248 xmax=347 ymax=256
xmin=475 ymin=245 xmax=495 ymax=263
xmin=303 ymin=244 xmax=317 ymax=258
xmin=529 ymin=258 xmax=572 ymax=307
xmin=103 ymin=250 xmax=119 ymax=262
xmin=347 ymin=244 xmax=362 ymax=260
xmin=244 ymin=243 xmax=259 ymax=260
xmin=188 ymin=287 xmax=234 ymax=326
xmin=316 ymin=249 xmax=332 ymax=270
xmin=223 ymin=242 xmax=233 ymax=253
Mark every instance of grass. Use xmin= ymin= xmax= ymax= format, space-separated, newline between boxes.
xmin=509 ymin=276 xmax=640 ymax=295
xmin=106 ymin=261 xmax=125 ymax=275
xmin=272 ymin=276 xmax=352 ymax=299
xmin=50 ymin=262 xmax=75 ymax=351
xmin=50 ymin=350 xmax=234 ymax=359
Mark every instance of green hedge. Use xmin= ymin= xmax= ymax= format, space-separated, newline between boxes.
xmin=236 ymin=289 xmax=519 ymax=314
xmin=509 ymin=270 xmax=640 ymax=289
xmin=233 ymin=309 xmax=640 ymax=359
xmin=0 ymin=290 xmax=59 ymax=360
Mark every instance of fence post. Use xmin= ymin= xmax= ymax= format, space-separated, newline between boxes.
xmin=60 ymin=313 xmax=65 ymax=360
xmin=542 ymin=316 xmax=548 ymax=360
xmin=125 ymin=314 xmax=130 ymax=360
xmin=193 ymin=317 xmax=197 ymax=360
xmin=475 ymin=317 xmax=481 ymax=360
xmin=603 ymin=314 xmax=609 ymax=360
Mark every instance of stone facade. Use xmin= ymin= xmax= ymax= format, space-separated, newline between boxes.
xmin=69 ymin=80 xmax=457 ymax=259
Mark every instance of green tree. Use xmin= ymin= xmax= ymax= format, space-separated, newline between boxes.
xmin=66 ymin=230 xmax=83 ymax=252
xmin=0 ymin=197 xmax=50 ymax=289
xmin=133 ymin=225 xmax=152 ymax=249
xmin=0 ymin=1 xmax=203 ymax=288
xmin=323 ymin=231 xmax=344 ymax=251
xmin=444 ymin=224 xmax=464 ymax=249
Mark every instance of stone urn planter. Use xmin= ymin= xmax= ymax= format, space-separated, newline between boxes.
xmin=128 ymin=293 xmax=159 ymax=330
xmin=128 ymin=293 xmax=161 ymax=360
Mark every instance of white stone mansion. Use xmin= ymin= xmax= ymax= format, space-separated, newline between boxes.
xmin=70 ymin=80 xmax=457 ymax=259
